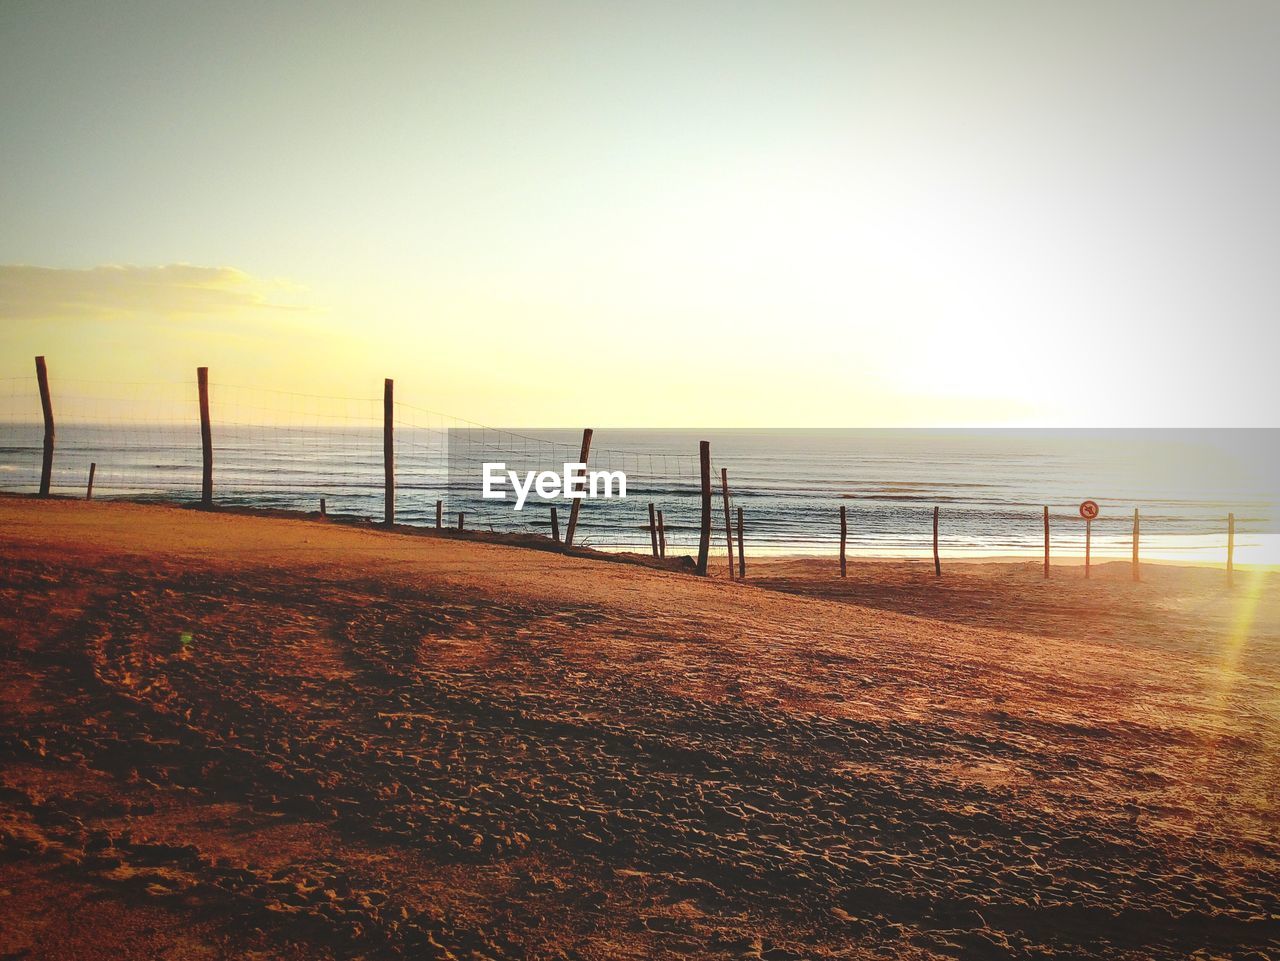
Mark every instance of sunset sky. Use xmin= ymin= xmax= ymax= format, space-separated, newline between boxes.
xmin=2 ymin=1 xmax=1278 ymax=426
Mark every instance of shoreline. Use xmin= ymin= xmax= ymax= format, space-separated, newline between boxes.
xmin=3 ymin=490 xmax=1266 ymax=574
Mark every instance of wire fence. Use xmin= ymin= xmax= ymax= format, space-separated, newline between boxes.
xmin=1 ymin=366 xmax=1272 ymax=570
xmin=0 ymin=372 xmax=730 ymax=562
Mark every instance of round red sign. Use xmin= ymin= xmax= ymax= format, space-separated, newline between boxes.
xmin=1079 ymin=500 xmax=1100 ymax=520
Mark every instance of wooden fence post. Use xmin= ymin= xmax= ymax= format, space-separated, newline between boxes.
xmin=1085 ymin=517 xmax=1091 ymax=579
xmin=458 ymin=512 xmax=465 ymax=530
xmin=1227 ymin=512 xmax=1235 ymax=588
xmin=197 ymin=366 xmax=212 ymax=506
xmin=657 ymin=510 xmax=666 ymax=558
xmin=720 ymin=468 xmax=734 ymax=578
xmin=1132 ymin=508 xmax=1140 ymax=582
xmin=564 ymin=428 xmax=593 ymax=548
xmin=696 ymin=441 xmax=711 ymax=575
xmin=86 ymin=462 xmax=95 ymax=501
xmin=648 ymin=502 xmax=659 ymax=557
xmin=933 ymin=506 xmax=941 ymax=577
xmin=1043 ymin=506 xmax=1050 ymax=579
xmin=383 ymin=378 xmax=394 ymax=526
xmin=736 ymin=506 xmax=745 ymax=579
xmin=839 ymin=506 xmax=847 ymax=578
xmin=35 ymin=356 xmax=54 ymax=496
xmin=320 ymin=497 xmax=326 ymax=516
xmin=551 ymin=506 xmax=561 ymax=544
xmin=436 ymin=499 xmax=443 ymax=529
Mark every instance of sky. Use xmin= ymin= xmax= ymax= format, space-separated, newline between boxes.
xmin=2 ymin=0 xmax=1279 ymax=426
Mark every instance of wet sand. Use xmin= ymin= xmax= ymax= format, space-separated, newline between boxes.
xmin=1 ymin=497 xmax=1277 ymax=959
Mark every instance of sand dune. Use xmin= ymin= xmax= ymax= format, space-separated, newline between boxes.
xmin=1 ymin=498 xmax=1277 ymax=959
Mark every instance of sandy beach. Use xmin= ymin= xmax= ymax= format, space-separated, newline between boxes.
xmin=1 ymin=497 xmax=1277 ymax=960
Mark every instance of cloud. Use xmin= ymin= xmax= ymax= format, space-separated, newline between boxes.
xmin=0 ymin=264 xmax=310 ymax=321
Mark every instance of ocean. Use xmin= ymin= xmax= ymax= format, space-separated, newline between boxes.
xmin=1 ymin=424 xmax=1276 ymax=564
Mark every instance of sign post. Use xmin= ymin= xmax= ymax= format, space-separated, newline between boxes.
xmin=1079 ymin=500 xmax=1099 ymax=579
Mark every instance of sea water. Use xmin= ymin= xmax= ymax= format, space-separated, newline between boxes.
xmin=1 ymin=424 xmax=1275 ymax=564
